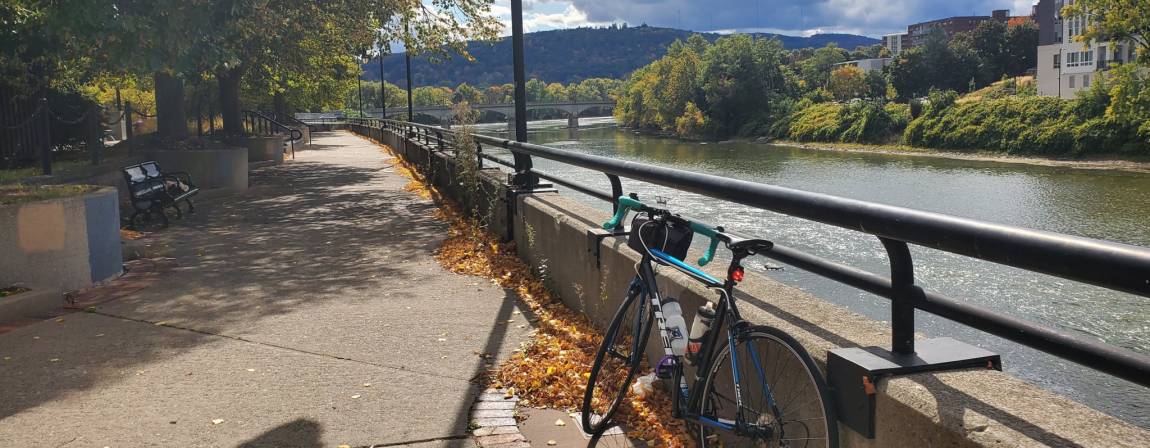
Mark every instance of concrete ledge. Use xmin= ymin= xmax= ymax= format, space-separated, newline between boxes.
xmin=222 ymin=135 xmax=285 ymax=164
xmin=138 ymin=147 xmax=248 ymax=192
xmin=0 ymin=284 xmax=62 ymax=325
xmin=353 ymin=125 xmax=1150 ymax=447
xmin=0 ymin=186 xmax=122 ymax=292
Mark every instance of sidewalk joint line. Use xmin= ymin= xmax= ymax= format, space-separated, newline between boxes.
xmin=86 ymin=310 xmax=475 ymax=383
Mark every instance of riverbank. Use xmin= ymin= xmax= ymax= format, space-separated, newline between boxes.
xmin=620 ymin=126 xmax=1150 ymax=174
xmin=772 ymin=140 xmax=1150 ymax=174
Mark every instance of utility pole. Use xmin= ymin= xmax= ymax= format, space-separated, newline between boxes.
xmin=510 ymin=0 xmax=534 ymax=188
xmin=358 ymin=76 xmax=364 ymax=117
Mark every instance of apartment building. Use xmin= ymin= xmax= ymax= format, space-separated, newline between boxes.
xmin=906 ymin=13 xmax=1002 ymax=47
xmin=1035 ymin=0 xmax=1138 ymax=98
xmin=883 ymin=33 xmax=909 ymax=56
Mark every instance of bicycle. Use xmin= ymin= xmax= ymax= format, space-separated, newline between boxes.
xmin=581 ymin=195 xmax=839 ymax=448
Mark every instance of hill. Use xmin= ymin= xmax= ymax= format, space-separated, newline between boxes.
xmin=367 ymin=25 xmax=879 ymax=88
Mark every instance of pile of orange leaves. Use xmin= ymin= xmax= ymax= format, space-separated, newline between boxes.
xmin=374 ymin=140 xmax=695 ymax=448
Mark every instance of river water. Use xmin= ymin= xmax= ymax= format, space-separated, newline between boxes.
xmin=471 ymin=116 xmax=1150 ymax=429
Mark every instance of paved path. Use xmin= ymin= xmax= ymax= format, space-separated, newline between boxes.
xmin=0 ymin=132 xmax=533 ymax=447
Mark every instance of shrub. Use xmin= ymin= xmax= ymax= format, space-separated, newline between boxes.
xmin=908 ymin=99 xmax=924 ymax=119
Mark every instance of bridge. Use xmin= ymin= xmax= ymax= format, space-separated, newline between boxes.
xmin=299 ymin=100 xmax=616 ymax=129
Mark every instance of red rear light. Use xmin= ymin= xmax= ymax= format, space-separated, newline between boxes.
xmin=732 ymin=269 xmax=744 ymax=282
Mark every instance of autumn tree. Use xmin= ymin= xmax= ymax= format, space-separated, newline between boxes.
xmin=828 ymin=66 xmax=867 ymax=101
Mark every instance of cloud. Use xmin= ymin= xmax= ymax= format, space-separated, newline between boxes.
xmin=489 ymin=0 xmax=1039 ymax=37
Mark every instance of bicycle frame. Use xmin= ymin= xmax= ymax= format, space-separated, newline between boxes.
xmin=632 ymin=237 xmax=780 ymax=439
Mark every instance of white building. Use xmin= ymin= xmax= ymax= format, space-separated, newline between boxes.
xmin=883 ymin=33 xmax=909 ymax=56
xmin=1036 ymin=0 xmax=1139 ymax=98
xmin=833 ymin=58 xmax=893 ymax=71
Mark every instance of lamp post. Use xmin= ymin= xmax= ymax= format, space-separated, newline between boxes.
xmin=380 ymin=51 xmax=387 ymax=119
xmin=510 ymin=0 xmax=535 ymax=188
xmin=405 ymin=23 xmax=413 ymax=122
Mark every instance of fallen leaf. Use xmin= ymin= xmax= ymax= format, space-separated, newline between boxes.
xmin=555 ymin=419 xmax=566 ymax=426
xmin=437 ymin=338 xmax=447 ymax=342
xmin=363 ymin=383 xmax=372 ymax=387
xmin=55 ymin=318 xmax=64 ymax=322
xmin=518 ymin=325 xmax=526 ymax=328
xmin=512 ymin=311 xmax=521 ymax=315
xmin=154 ymin=321 xmax=167 ymax=326
xmin=548 ymin=441 xmax=557 ymax=446
xmin=186 ymin=372 xmax=193 ymax=375
xmin=3 ymin=357 xmax=9 ymax=360
xmin=212 ymin=419 xmax=224 ymax=425
xmin=351 ymin=395 xmax=360 ymax=399
xmin=50 ymin=359 xmax=59 ymax=362
xmin=136 ymin=371 xmax=143 ymax=375
xmin=96 ymin=334 xmax=104 ymax=337
xmin=246 ymin=369 xmax=255 ymax=372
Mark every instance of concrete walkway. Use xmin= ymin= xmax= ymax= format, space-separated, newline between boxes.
xmin=0 ymin=132 xmax=534 ymax=447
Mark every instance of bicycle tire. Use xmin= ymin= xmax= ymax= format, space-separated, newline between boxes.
xmin=697 ymin=326 xmax=838 ymax=448
xmin=581 ymin=281 xmax=654 ymax=434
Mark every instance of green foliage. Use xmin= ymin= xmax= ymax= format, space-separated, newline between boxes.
xmin=908 ymin=99 xmax=924 ymax=119
xmin=798 ymin=44 xmax=847 ymax=89
xmin=889 ymin=25 xmax=993 ymax=99
xmin=769 ymin=101 xmax=905 ymax=144
xmin=903 ymin=93 xmax=1148 ymax=156
xmin=828 ymin=65 xmax=866 ymax=101
xmin=675 ymin=102 xmax=707 ymax=137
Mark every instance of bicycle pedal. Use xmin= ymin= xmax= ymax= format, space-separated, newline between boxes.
xmin=655 ymin=355 xmax=677 ymax=379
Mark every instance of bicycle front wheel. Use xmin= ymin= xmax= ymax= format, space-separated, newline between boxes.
xmin=581 ymin=281 xmax=653 ymax=434
xmin=697 ymin=326 xmax=838 ymax=448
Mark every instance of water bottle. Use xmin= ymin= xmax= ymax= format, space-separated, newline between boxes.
xmin=662 ymin=299 xmax=689 ymax=356
xmin=685 ymin=302 xmax=716 ymax=365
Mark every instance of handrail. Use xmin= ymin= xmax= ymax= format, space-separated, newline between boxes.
xmin=243 ymin=110 xmax=304 ymax=159
xmin=350 ymin=117 xmax=1150 ymax=388
xmin=275 ymin=113 xmax=317 ymax=136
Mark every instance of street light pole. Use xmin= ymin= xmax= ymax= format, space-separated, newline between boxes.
xmin=406 ymin=23 xmax=414 ymax=122
xmin=510 ymin=0 xmax=534 ymax=188
xmin=380 ymin=51 xmax=387 ymax=119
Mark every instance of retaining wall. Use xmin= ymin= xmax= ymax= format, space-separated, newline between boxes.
xmin=0 ymin=187 xmax=122 ymax=292
xmin=349 ymin=123 xmax=1150 ymax=447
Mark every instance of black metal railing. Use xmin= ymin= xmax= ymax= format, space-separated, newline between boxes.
xmin=348 ymin=117 xmax=1150 ymax=389
xmin=273 ymin=113 xmax=317 ymax=144
xmin=242 ymin=110 xmax=304 ymax=159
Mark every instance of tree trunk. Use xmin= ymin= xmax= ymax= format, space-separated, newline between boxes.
xmin=273 ymin=90 xmax=287 ymax=121
xmin=154 ymin=71 xmax=188 ymax=140
xmin=218 ymin=65 xmax=247 ymax=136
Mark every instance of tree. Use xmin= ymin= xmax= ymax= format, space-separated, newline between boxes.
xmin=889 ymin=25 xmax=991 ymax=98
xmin=972 ymin=20 xmax=1009 ymax=76
xmin=828 ymin=66 xmax=867 ymax=101
xmin=1003 ymin=19 xmax=1039 ymax=76
xmin=865 ymin=69 xmax=889 ymax=101
xmin=799 ymin=44 xmax=847 ymax=89
xmin=1063 ymin=0 xmax=1150 ymax=64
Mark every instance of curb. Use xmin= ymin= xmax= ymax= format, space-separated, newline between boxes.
xmin=0 ymin=257 xmax=179 ymax=335
xmin=473 ymin=387 xmax=530 ymax=448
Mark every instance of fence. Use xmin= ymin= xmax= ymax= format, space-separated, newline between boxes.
xmin=350 ymin=117 xmax=1150 ymax=396
xmin=1 ymin=95 xmax=111 ymax=174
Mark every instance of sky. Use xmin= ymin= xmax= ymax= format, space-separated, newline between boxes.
xmin=489 ymin=0 xmax=1040 ymax=38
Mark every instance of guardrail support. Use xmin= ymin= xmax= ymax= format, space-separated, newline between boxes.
xmin=827 ymin=237 xmax=1001 ymax=439
xmin=39 ymin=98 xmax=51 ymax=175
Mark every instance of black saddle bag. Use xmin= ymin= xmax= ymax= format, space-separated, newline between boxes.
xmin=629 ymin=215 xmax=694 ymax=260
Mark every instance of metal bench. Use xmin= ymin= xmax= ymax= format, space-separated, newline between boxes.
xmin=120 ymin=161 xmax=199 ymax=229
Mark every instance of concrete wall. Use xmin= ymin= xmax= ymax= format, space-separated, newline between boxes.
xmin=0 ymin=187 xmax=122 ymax=292
xmin=138 ymin=148 xmax=248 ymax=194
xmin=350 ymin=124 xmax=1150 ymax=447
xmin=221 ymin=135 xmax=285 ymax=164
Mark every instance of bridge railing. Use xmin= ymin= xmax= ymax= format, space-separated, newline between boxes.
xmin=348 ymin=117 xmax=1150 ymax=394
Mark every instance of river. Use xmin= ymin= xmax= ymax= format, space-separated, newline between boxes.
xmin=471 ymin=116 xmax=1150 ymax=429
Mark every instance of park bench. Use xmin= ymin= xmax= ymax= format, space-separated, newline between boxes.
xmin=120 ymin=161 xmax=198 ymax=229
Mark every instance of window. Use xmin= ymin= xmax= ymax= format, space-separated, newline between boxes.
xmin=1069 ymin=75 xmax=1076 ymax=88
xmin=1084 ymin=74 xmax=1090 ymax=87
xmin=1085 ymin=50 xmax=1094 ymax=63
xmin=1054 ymin=54 xmax=1061 ymax=68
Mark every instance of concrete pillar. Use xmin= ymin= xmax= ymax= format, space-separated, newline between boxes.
xmin=507 ymin=116 xmax=516 ymax=133
xmin=568 ymin=115 xmax=579 ymax=128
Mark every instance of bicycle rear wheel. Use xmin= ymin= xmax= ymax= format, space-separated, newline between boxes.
xmin=697 ymin=326 xmax=838 ymax=448
xmin=582 ymin=280 xmax=653 ymax=434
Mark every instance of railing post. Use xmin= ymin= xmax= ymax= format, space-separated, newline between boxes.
xmin=436 ymin=131 xmax=444 ymax=153
xmin=124 ymin=101 xmax=134 ymax=155
xmin=89 ymin=106 xmax=101 ymax=166
xmin=879 ymin=237 xmax=917 ymax=355
xmin=477 ymin=143 xmax=483 ymax=169
xmin=607 ymin=174 xmax=624 ymax=231
xmin=39 ymin=98 xmax=51 ymax=175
